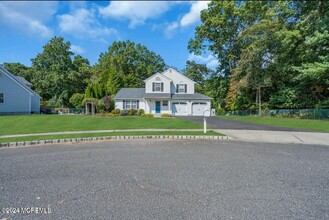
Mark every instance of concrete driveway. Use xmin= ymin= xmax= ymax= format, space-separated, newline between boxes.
xmin=1 ymin=140 xmax=329 ymax=219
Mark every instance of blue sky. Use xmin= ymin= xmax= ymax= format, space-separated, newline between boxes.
xmin=0 ymin=1 xmax=218 ymax=71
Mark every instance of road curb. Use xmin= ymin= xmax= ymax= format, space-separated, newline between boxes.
xmin=0 ymin=135 xmax=233 ymax=148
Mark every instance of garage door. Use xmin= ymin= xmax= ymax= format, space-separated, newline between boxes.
xmin=192 ymin=102 xmax=207 ymax=116
xmin=172 ymin=102 xmax=187 ymax=116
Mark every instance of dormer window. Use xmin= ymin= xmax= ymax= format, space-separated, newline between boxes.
xmin=153 ymin=82 xmax=163 ymax=92
xmin=177 ymin=84 xmax=187 ymax=93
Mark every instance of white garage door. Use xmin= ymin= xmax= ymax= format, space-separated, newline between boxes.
xmin=192 ymin=102 xmax=207 ymax=116
xmin=173 ymin=102 xmax=187 ymax=116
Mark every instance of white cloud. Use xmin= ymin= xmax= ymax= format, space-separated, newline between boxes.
xmin=180 ymin=1 xmax=210 ymax=27
xmin=188 ymin=53 xmax=219 ymax=69
xmin=164 ymin=22 xmax=179 ymax=38
xmin=58 ymin=8 xmax=118 ymax=39
xmin=99 ymin=1 xmax=174 ymax=28
xmin=0 ymin=2 xmax=57 ymax=38
xmin=70 ymin=45 xmax=85 ymax=54
xmin=164 ymin=1 xmax=209 ymax=38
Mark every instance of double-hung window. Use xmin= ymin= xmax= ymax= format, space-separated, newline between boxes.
xmin=0 ymin=93 xmax=4 ymax=103
xmin=152 ymin=82 xmax=163 ymax=92
xmin=177 ymin=84 xmax=187 ymax=93
xmin=123 ymin=100 xmax=139 ymax=109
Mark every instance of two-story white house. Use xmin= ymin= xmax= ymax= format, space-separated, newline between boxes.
xmin=114 ymin=68 xmax=212 ymax=116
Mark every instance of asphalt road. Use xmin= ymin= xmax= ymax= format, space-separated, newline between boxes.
xmin=180 ymin=116 xmax=313 ymax=131
xmin=1 ymin=140 xmax=329 ymax=219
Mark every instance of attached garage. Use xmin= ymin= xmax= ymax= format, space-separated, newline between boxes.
xmin=172 ymin=102 xmax=187 ymax=116
xmin=192 ymin=102 xmax=207 ymax=116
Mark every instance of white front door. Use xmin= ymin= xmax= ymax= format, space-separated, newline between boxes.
xmin=172 ymin=102 xmax=187 ymax=115
xmin=192 ymin=102 xmax=207 ymax=116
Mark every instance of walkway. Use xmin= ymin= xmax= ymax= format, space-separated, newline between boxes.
xmin=215 ymin=129 xmax=329 ymax=146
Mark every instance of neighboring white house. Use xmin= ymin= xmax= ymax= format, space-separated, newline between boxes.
xmin=0 ymin=65 xmax=40 ymax=115
xmin=114 ymin=68 xmax=212 ymax=116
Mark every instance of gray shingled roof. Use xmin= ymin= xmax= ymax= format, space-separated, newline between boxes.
xmin=144 ymin=93 xmax=171 ymax=98
xmin=114 ymin=88 xmax=145 ymax=99
xmin=16 ymin=76 xmax=32 ymax=87
xmin=114 ymin=88 xmax=212 ymax=100
xmin=172 ymin=93 xmax=212 ymax=100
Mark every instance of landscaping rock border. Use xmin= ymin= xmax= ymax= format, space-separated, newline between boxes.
xmin=0 ymin=135 xmax=232 ymax=148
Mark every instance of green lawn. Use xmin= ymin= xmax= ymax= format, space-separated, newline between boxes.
xmin=0 ymin=115 xmax=202 ymax=136
xmin=0 ymin=131 xmax=222 ymax=143
xmin=219 ymin=115 xmax=329 ymax=132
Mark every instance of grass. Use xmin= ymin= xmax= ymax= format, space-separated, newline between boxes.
xmin=0 ymin=115 xmax=202 ymax=136
xmin=0 ymin=131 xmax=223 ymax=143
xmin=219 ymin=115 xmax=329 ymax=132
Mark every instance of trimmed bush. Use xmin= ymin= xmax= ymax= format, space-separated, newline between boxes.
xmin=128 ymin=109 xmax=138 ymax=116
xmin=161 ymin=113 xmax=172 ymax=117
xmin=137 ymin=109 xmax=145 ymax=116
xmin=120 ymin=109 xmax=129 ymax=116
xmin=111 ymin=109 xmax=121 ymax=115
xmin=142 ymin=113 xmax=154 ymax=118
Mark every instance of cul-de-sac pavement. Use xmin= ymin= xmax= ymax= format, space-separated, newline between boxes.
xmin=1 ymin=136 xmax=329 ymax=219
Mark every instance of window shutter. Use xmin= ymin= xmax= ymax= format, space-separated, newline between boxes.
xmin=123 ymin=100 xmax=126 ymax=109
xmin=176 ymin=84 xmax=178 ymax=93
xmin=161 ymin=83 xmax=163 ymax=92
xmin=152 ymin=83 xmax=155 ymax=92
xmin=184 ymin=84 xmax=187 ymax=93
xmin=137 ymin=100 xmax=139 ymax=109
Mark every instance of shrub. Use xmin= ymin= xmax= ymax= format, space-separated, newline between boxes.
xmin=161 ymin=113 xmax=172 ymax=117
xmin=69 ymin=93 xmax=85 ymax=108
xmin=111 ymin=109 xmax=121 ymax=114
xmin=102 ymin=96 xmax=113 ymax=112
xmin=137 ymin=109 xmax=145 ymax=116
xmin=96 ymin=113 xmax=118 ymax=117
xmin=97 ymin=99 xmax=106 ymax=113
xmin=142 ymin=113 xmax=154 ymax=118
xmin=128 ymin=109 xmax=138 ymax=116
xmin=120 ymin=109 xmax=129 ymax=116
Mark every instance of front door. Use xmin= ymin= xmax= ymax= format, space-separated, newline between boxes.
xmin=155 ymin=101 xmax=161 ymax=113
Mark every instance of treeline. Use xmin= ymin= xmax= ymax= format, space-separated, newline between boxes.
xmin=3 ymin=37 xmax=168 ymax=110
xmin=189 ymin=0 xmax=329 ymax=110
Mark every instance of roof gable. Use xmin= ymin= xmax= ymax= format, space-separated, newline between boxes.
xmin=162 ymin=68 xmax=196 ymax=84
xmin=0 ymin=65 xmax=40 ymax=98
xmin=143 ymin=72 xmax=172 ymax=83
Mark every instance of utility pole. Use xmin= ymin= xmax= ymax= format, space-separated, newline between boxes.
xmin=254 ymin=85 xmax=263 ymax=116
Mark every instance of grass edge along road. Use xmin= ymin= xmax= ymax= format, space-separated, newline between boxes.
xmin=219 ymin=115 xmax=329 ymax=132
xmin=0 ymin=131 xmax=223 ymax=143
xmin=0 ymin=115 xmax=202 ymax=136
